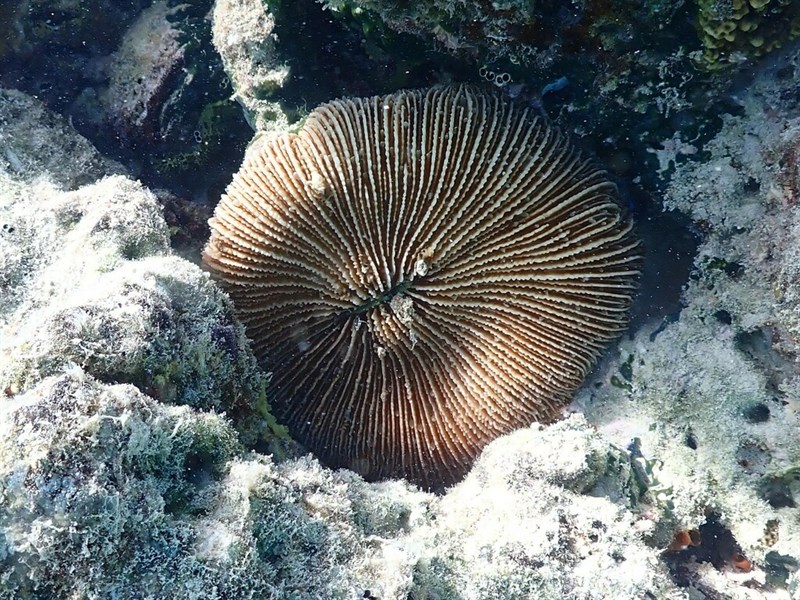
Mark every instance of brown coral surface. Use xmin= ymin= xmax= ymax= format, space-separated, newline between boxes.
xmin=203 ymin=85 xmax=640 ymax=489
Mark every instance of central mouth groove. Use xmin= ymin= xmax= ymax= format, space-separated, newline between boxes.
xmin=349 ymin=279 xmax=412 ymax=317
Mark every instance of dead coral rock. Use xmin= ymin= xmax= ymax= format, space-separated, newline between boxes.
xmin=212 ymin=0 xmax=291 ymax=134
xmin=0 ymin=175 xmax=169 ymax=319
xmin=0 ymin=172 xmax=279 ymax=446
xmin=0 ymin=372 xmax=241 ymax=598
xmin=580 ymin=44 xmax=800 ymax=598
xmin=0 ymin=371 xmax=434 ymax=599
xmin=416 ymin=415 xmax=678 ymax=599
xmin=0 ymin=89 xmax=277 ymax=444
xmin=0 ymin=88 xmax=122 ymax=189
xmin=472 ymin=415 xmax=637 ymax=498
xmin=102 ymin=1 xmax=186 ymax=141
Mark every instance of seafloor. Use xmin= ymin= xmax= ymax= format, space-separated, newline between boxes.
xmin=1 ymin=0 xmax=800 ymax=599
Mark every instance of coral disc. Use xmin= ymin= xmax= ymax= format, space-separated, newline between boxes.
xmin=203 ymin=85 xmax=641 ymax=489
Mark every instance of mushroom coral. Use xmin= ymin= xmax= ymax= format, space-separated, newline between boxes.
xmin=203 ymin=85 xmax=641 ymax=489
